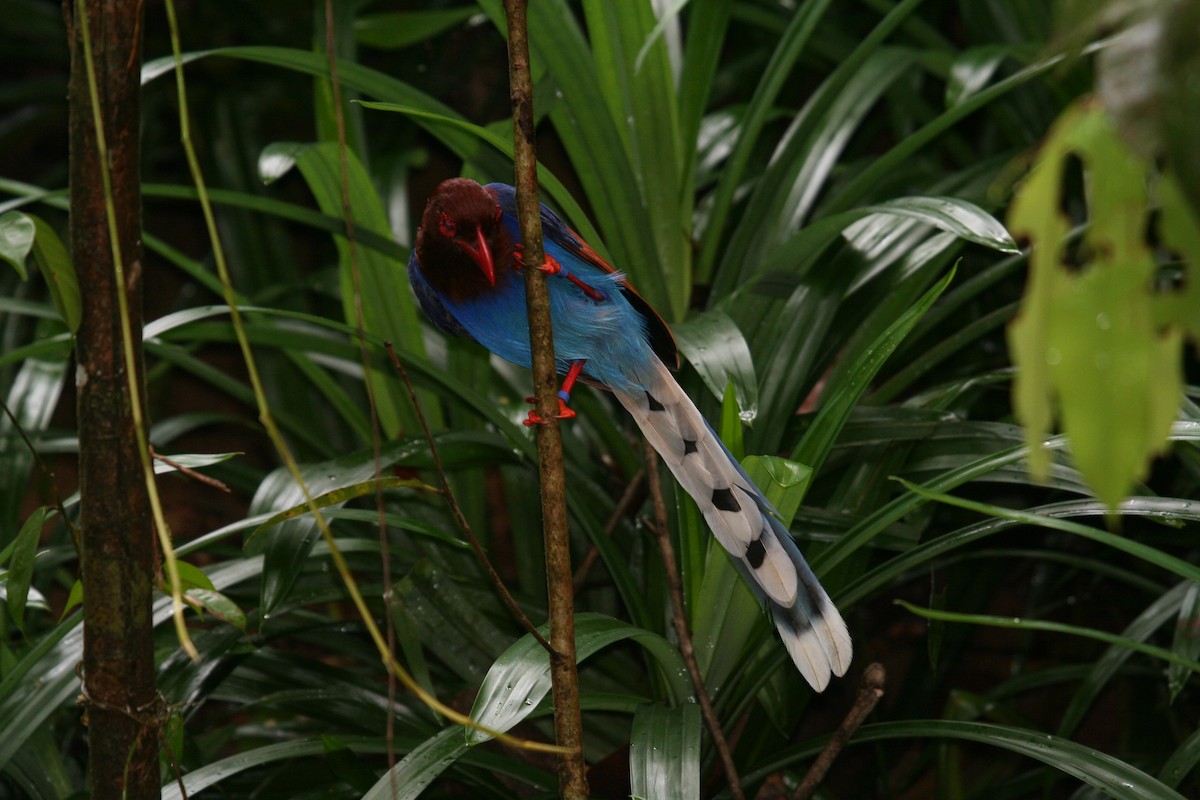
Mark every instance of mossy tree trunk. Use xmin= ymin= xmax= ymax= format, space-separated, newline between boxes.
xmin=66 ymin=0 xmax=160 ymax=796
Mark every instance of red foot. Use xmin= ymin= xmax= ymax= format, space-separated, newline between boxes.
xmin=523 ymin=396 xmax=577 ymax=427
xmin=513 ymin=244 xmax=563 ymax=276
xmin=513 ymin=245 xmax=604 ymax=302
xmin=522 ymin=361 xmax=586 ymax=426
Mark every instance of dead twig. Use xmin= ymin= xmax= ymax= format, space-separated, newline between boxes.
xmin=792 ymin=662 xmax=886 ymax=800
xmin=149 ymin=447 xmax=232 ymax=493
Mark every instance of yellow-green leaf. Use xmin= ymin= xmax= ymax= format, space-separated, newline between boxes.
xmin=1007 ymin=101 xmax=1183 ymax=509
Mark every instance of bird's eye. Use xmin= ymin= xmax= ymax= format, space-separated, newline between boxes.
xmin=438 ymin=212 xmax=457 ymax=238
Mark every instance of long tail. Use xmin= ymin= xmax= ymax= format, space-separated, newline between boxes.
xmin=614 ymin=358 xmax=852 ymax=691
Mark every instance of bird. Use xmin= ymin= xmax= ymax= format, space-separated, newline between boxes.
xmin=408 ymin=177 xmax=852 ymax=691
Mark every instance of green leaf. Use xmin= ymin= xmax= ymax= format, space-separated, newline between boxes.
xmin=361 ymin=728 xmax=467 ymax=800
xmin=716 ymin=383 xmax=743 ymax=463
xmin=691 ymin=533 xmax=760 ymax=691
xmin=29 ymin=215 xmax=80 ymax=334
xmin=160 ymin=736 xmax=388 ymax=800
xmin=629 ymin=703 xmax=701 ymax=800
xmin=321 ymin=735 xmax=377 ymax=794
xmin=0 ymin=559 xmax=261 ymax=779
xmin=160 ymin=710 xmax=185 ymax=783
xmin=152 ymin=450 xmax=240 ymax=476
xmin=754 ymin=196 xmax=1013 ymax=287
xmin=0 ymin=210 xmax=34 ymax=280
xmin=0 ymin=210 xmax=81 ymax=332
xmin=5 ymin=507 xmax=49 ymax=632
xmin=391 ymin=560 xmax=515 ymax=685
xmin=1 ymin=686 xmax=75 ymax=799
xmin=861 ymin=196 xmax=1016 ymax=254
xmin=474 ymin=0 xmax=678 ymax=315
xmin=248 ymin=437 xmax=446 ymax=614
xmin=896 ymin=477 xmax=1200 ymax=585
xmin=257 ymin=141 xmax=311 ymax=184
xmin=1169 ymin=582 xmax=1200 ymax=701
xmin=185 ymin=588 xmax=247 ymax=630
xmin=467 ymin=613 xmax=691 ymax=745
xmin=677 ymin=0 xmax=730 ymax=167
xmin=143 ymin=182 xmax=403 ymax=261
xmin=836 ymin=721 xmax=1189 ymax=800
xmin=823 ymin=43 xmax=1071 ymax=216
xmin=843 ymin=496 xmax=1199 ymax=608
xmin=0 ymin=615 xmax=81 ymax=775
xmin=1160 ymin=725 xmax=1200 ymax=790
xmin=59 ymin=580 xmax=82 ymax=619
xmin=673 ymin=309 xmax=758 ymax=422
xmin=291 ymin=141 xmax=428 ymax=436
xmin=791 ymin=267 xmax=957 ymax=479
xmin=582 ymin=0 xmax=690 ymax=320
xmin=1155 ymin=170 xmax=1200 ymax=341
xmin=1007 ymin=101 xmax=1182 ymax=509
xmin=742 ymin=455 xmax=812 ymax=523
xmin=1058 ymin=580 xmax=1192 ymax=739
xmin=174 ymin=560 xmax=215 ymax=591
xmin=819 ymin=423 xmax=1200 ymax=577
xmin=247 ymin=474 xmax=433 ymax=548
xmin=0 ymin=355 xmax=68 ymax=540
xmin=895 ymin=600 xmax=1200 ymax=674
xmin=716 ymin=46 xmax=921 ymax=292
xmin=696 ymin=0 xmax=835 ymax=283
xmin=945 ymin=45 xmax=1014 ymax=108
xmin=355 ymin=8 xmax=477 ymax=50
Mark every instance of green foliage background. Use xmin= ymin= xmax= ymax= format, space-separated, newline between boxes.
xmin=0 ymin=0 xmax=1198 ymax=797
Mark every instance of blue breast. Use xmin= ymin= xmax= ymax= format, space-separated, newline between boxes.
xmin=409 ymin=185 xmax=659 ymax=394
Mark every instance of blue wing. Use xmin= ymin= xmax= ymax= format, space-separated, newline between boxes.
xmin=485 ymin=184 xmax=678 ymax=370
xmin=409 ymin=184 xmax=668 ymax=394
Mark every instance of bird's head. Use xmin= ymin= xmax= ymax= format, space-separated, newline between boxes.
xmin=414 ymin=178 xmax=510 ymax=296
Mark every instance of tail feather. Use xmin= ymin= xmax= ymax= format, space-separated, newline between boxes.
xmin=615 ymin=358 xmax=852 ymax=691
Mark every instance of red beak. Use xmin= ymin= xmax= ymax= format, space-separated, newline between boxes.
xmin=457 ymin=226 xmax=495 ymax=286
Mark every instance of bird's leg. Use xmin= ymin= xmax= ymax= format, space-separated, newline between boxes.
xmin=514 ymin=244 xmax=606 ymax=302
xmin=524 ymin=359 xmax=585 ymax=427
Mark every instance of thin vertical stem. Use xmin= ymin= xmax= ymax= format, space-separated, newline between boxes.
xmin=502 ymin=1 xmax=588 ymax=796
xmin=644 ymin=445 xmax=745 ymax=800
xmin=320 ymin=0 xmax=398 ymax=786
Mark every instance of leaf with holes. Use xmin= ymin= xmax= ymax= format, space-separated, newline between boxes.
xmin=1007 ymin=101 xmax=1183 ymax=509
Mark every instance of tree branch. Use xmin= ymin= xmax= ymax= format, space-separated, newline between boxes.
xmin=502 ymin=1 xmax=588 ymax=797
xmin=793 ymin=662 xmax=886 ymax=800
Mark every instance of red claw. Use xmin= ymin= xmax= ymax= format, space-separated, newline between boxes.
xmin=513 ymin=244 xmax=562 ymax=276
xmin=522 ymin=398 xmax=577 ymax=427
xmin=522 ymin=360 xmax=586 ymax=427
xmin=513 ymin=245 xmax=604 ymax=302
